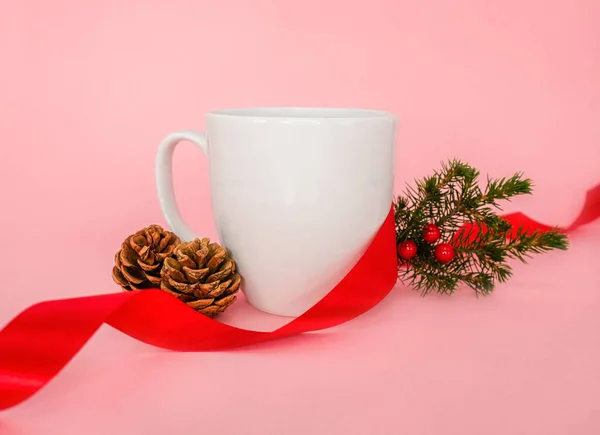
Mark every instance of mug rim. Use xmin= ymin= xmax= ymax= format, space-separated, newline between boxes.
xmin=207 ymin=106 xmax=396 ymax=120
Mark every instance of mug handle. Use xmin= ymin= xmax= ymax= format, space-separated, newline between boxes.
xmin=155 ymin=130 xmax=207 ymax=242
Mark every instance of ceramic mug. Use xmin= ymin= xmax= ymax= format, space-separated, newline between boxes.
xmin=155 ymin=107 xmax=396 ymax=316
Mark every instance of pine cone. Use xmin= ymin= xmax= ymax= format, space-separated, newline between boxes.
xmin=112 ymin=225 xmax=181 ymax=291
xmin=160 ymin=238 xmax=241 ymax=317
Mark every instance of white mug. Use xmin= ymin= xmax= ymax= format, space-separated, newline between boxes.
xmin=155 ymin=107 xmax=396 ymax=316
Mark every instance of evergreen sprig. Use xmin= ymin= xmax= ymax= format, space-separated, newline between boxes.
xmin=395 ymin=159 xmax=569 ymax=295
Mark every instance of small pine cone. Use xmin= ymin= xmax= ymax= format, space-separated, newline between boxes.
xmin=160 ymin=238 xmax=241 ymax=317
xmin=112 ymin=225 xmax=181 ymax=291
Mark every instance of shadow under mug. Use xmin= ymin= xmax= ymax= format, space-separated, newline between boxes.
xmin=155 ymin=107 xmax=397 ymax=317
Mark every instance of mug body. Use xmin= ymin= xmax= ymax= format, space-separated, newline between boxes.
xmin=205 ymin=107 xmax=396 ymax=316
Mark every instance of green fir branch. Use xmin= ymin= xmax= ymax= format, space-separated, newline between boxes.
xmin=394 ymin=159 xmax=569 ymax=296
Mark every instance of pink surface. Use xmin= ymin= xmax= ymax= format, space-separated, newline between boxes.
xmin=1 ymin=0 xmax=599 ymax=434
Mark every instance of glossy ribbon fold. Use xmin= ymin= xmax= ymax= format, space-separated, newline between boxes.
xmin=1 ymin=184 xmax=599 ymax=411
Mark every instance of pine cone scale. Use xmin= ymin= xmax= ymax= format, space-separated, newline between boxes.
xmin=146 ymin=274 xmax=162 ymax=285
xmin=157 ymin=236 xmax=171 ymax=252
xmin=120 ymin=265 xmax=147 ymax=285
xmin=177 ymin=254 xmax=196 ymax=269
xmin=182 ymin=266 xmax=209 ymax=283
xmin=206 ymin=250 xmax=226 ymax=272
xmin=194 ymin=249 xmax=209 ymax=266
xmin=206 ymin=260 xmax=234 ymax=283
xmin=162 ymin=258 xmax=186 ymax=280
xmin=112 ymin=267 xmax=130 ymax=288
xmin=187 ymin=298 xmax=214 ymax=310
xmin=215 ymin=294 xmax=236 ymax=307
xmin=148 ymin=228 xmax=162 ymax=245
xmin=165 ymin=276 xmax=195 ymax=293
xmin=195 ymin=281 xmax=219 ymax=298
xmin=137 ymin=260 xmax=159 ymax=273
xmin=198 ymin=305 xmax=222 ymax=316
xmin=208 ymin=280 xmax=231 ymax=298
xmin=130 ymin=234 xmax=150 ymax=251
xmin=119 ymin=247 xmax=140 ymax=268
xmin=136 ymin=243 xmax=151 ymax=258
xmin=228 ymin=274 xmax=242 ymax=292
xmin=160 ymin=283 xmax=196 ymax=302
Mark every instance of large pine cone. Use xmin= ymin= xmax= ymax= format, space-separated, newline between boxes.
xmin=112 ymin=225 xmax=180 ymax=291
xmin=160 ymin=238 xmax=241 ymax=317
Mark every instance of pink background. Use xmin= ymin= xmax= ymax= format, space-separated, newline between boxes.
xmin=1 ymin=0 xmax=599 ymax=434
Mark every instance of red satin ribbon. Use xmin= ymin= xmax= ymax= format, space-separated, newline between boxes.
xmin=1 ymin=184 xmax=599 ymax=411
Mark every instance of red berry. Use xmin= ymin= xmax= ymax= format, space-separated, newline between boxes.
xmin=422 ymin=223 xmax=441 ymax=243
xmin=435 ymin=243 xmax=455 ymax=263
xmin=398 ymin=240 xmax=418 ymax=260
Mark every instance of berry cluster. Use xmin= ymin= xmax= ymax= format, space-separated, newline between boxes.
xmin=397 ymin=223 xmax=455 ymax=264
